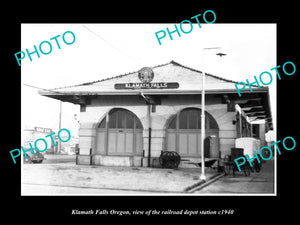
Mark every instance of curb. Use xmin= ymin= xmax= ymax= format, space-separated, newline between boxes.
xmin=184 ymin=173 xmax=225 ymax=193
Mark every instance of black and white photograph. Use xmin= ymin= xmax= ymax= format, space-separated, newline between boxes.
xmin=5 ymin=4 xmax=298 ymax=220
xmin=20 ymin=23 xmax=276 ymax=196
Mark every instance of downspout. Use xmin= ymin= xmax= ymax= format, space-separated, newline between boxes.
xmin=140 ymin=92 xmax=152 ymax=167
xmin=148 ymin=106 xmax=152 ymax=168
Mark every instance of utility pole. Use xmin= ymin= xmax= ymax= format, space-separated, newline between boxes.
xmin=58 ymin=101 xmax=62 ymax=154
xmin=200 ymin=47 xmax=226 ymax=180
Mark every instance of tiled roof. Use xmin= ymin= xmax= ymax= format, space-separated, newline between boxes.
xmin=39 ymin=60 xmax=265 ymax=96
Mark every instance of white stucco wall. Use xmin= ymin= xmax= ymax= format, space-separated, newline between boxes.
xmin=78 ymin=95 xmax=236 ymax=159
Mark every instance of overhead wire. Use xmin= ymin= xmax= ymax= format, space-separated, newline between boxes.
xmin=82 ymin=25 xmax=143 ymax=67
xmin=23 ymin=83 xmax=65 ymax=95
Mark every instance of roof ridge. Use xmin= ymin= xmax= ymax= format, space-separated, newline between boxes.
xmin=50 ymin=60 xmax=239 ymax=91
xmin=50 ymin=61 xmax=174 ymax=91
xmin=169 ymin=60 xmax=238 ymax=84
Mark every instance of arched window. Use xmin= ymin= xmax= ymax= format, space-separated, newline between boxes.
xmin=166 ymin=108 xmax=219 ymax=157
xmin=98 ymin=108 xmax=143 ymax=129
xmin=96 ymin=108 xmax=143 ymax=156
xmin=167 ymin=108 xmax=219 ymax=130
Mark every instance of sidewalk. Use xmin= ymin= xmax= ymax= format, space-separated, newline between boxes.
xmin=194 ymin=159 xmax=275 ymax=194
xmin=22 ymin=163 xmax=222 ymax=195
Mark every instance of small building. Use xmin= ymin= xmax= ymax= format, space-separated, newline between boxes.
xmin=39 ymin=61 xmax=273 ymax=167
xmin=23 ymin=126 xmax=78 ymax=154
xmin=23 ymin=127 xmax=54 ymax=152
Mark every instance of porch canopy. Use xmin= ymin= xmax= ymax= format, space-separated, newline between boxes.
xmin=39 ymin=60 xmax=273 ymax=131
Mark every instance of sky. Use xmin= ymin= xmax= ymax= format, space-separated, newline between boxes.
xmin=21 ymin=23 xmax=276 ymax=138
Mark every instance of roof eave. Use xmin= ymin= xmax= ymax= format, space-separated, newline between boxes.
xmin=39 ymin=87 xmax=269 ymax=97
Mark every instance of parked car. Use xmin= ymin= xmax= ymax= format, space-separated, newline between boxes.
xmin=23 ymin=151 xmax=44 ymax=163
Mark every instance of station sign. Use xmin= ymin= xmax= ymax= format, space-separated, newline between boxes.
xmin=114 ymin=67 xmax=179 ymax=90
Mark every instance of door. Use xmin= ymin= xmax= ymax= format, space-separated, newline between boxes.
xmin=204 ymin=137 xmax=211 ymax=158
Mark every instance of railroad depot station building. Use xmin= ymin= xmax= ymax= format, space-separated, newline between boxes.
xmin=39 ymin=61 xmax=273 ymax=167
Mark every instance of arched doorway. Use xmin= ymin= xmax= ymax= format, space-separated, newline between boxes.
xmin=95 ymin=108 xmax=143 ymax=156
xmin=166 ymin=108 xmax=219 ymax=158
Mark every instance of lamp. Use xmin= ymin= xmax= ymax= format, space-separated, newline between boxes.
xmin=200 ymin=47 xmax=226 ymax=180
